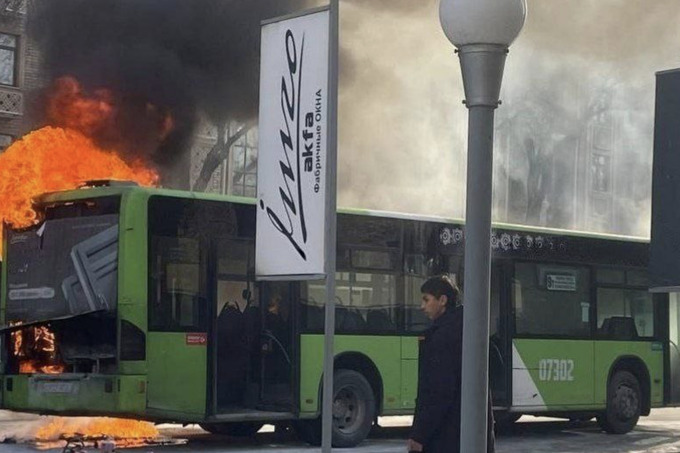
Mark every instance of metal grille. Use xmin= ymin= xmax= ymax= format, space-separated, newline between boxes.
xmin=0 ymin=88 xmax=22 ymax=116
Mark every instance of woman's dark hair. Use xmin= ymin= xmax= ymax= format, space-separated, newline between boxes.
xmin=420 ymin=275 xmax=461 ymax=307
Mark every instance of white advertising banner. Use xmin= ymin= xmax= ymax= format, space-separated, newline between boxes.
xmin=256 ymin=8 xmax=330 ymax=278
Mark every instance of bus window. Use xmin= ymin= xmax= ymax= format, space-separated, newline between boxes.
xmin=596 ymin=288 xmax=654 ymax=339
xmin=147 ymin=197 xmax=211 ymax=332
xmin=301 ymin=271 xmax=398 ymax=333
xmin=149 ymin=236 xmax=207 ymax=331
xmin=596 ymin=268 xmax=625 ymax=285
xmin=513 ymin=263 xmax=590 ymax=337
xmin=403 ymin=255 xmax=462 ymax=334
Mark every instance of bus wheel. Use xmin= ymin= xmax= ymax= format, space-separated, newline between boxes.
xmin=597 ymin=370 xmax=641 ymax=434
xmin=199 ymin=422 xmax=264 ymax=437
xmin=295 ymin=369 xmax=376 ymax=448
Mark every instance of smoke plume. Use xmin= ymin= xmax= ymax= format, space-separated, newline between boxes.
xmin=337 ymin=0 xmax=680 ymax=237
xmin=28 ymin=0 xmax=306 ymax=179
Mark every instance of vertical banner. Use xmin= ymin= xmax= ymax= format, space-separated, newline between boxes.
xmin=256 ymin=8 xmax=330 ymax=278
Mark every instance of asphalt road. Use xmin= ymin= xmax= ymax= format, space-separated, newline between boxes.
xmin=2 ymin=409 xmax=680 ymax=452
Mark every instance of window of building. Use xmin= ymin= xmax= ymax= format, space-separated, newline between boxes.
xmin=597 ymin=288 xmax=654 ymax=339
xmin=513 ymin=263 xmax=591 ymax=337
xmin=229 ymin=126 xmax=258 ymax=198
xmin=0 ymin=33 xmax=17 ymax=86
xmin=0 ymin=134 xmax=12 ymax=153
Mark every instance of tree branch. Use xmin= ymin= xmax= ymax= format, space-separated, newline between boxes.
xmin=192 ymin=120 xmax=256 ymax=192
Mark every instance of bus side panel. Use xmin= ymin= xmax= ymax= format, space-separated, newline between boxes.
xmin=299 ymin=334 xmax=323 ymax=415
xmin=513 ymin=339 xmax=595 ymax=410
xmin=400 ymin=337 xmax=419 ymax=411
xmin=147 ymin=332 xmax=207 ymax=417
xmin=118 ymin=191 xmax=149 ymax=376
xmin=299 ymin=334 xmax=401 ymax=415
xmin=593 ymin=341 xmax=664 ymax=407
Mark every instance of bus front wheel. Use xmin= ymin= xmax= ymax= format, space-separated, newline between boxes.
xmin=295 ymin=369 xmax=376 ymax=448
xmin=597 ymin=370 xmax=641 ymax=434
xmin=199 ymin=422 xmax=264 ymax=437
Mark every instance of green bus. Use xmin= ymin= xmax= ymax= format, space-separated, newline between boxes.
xmin=2 ymin=183 xmax=680 ymax=447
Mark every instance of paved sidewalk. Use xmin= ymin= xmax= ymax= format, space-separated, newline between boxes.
xmin=1 ymin=410 xmax=680 ymax=452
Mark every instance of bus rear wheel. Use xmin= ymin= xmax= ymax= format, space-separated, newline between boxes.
xmin=597 ymin=370 xmax=641 ymax=434
xmin=295 ymin=369 xmax=376 ymax=448
xmin=199 ymin=421 xmax=264 ymax=437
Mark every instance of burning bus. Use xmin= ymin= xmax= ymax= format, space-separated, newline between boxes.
xmin=4 ymin=179 xmax=680 ymax=447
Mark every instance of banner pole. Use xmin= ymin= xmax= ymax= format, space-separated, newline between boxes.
xmin=321 ymin=0 xmax=339 ymax=451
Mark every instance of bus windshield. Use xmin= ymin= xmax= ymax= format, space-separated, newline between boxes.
xmin=3 ymin=196 xmax=120 ymax=327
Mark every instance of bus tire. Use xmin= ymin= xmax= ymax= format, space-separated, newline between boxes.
xmin=295 ymin=369 xmax=376 ymax=448
xmin=199 ymin=422 xmax=263 ymax=437
xmin=597 ymin=370 xmax=641 ymax=434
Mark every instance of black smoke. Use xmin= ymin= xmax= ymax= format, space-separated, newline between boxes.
xmin=28 ymin=0 xmax=306 ymax=178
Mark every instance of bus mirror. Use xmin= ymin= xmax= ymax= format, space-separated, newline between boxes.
xmin=242 ymin=289 xmax=251 ymax=302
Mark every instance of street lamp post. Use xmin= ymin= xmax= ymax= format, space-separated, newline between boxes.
xmin=439 ymin=1 xmax=526 ymax=452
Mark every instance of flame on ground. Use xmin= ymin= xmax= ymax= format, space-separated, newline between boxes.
xmin=35 ymin=417 xmax=159 ymax=442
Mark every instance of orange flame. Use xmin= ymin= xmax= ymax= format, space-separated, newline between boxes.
xmin=0 ymin=76 xmax=164 ymax=257
xmin=36 ymin=417 xmax=159 ymax=442
xmin=11 ymin=324 xmax=66 ymax=374
xmin=46 ymin=77 xmax=116 ymax=137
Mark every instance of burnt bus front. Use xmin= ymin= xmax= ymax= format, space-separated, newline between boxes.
xmin=0 ymin=193 xmax=146 ymax=416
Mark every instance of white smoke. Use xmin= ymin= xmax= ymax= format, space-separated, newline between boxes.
xmin=335 ymin=0 xmax=680 ymax=237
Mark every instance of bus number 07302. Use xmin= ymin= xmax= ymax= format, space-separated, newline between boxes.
xmin=538 ymin=359 xmax=574 ymax=381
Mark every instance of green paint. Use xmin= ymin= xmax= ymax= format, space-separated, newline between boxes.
xmin=593 ymin=341 xmax=663 ymax=406
xmin=146 ymin=332 xmax=207 ymax=416
xmin=0 ymin=186 xmax=670 ymax=426
xmin=299 ymin=335 xmax=404 ymax=415
xmin=514 ymin=339 xmax=664 ymax=410
xmin=514 ymin=339 xmax=595 ymax=408
xmin=2 ymin=374 xmax=145 ymax=415
xmin=118 ymin=191 xmax=150 ymax=375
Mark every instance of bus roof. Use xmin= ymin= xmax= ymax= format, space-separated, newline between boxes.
xmin=37 ymin=184 xmax=649 ymax=244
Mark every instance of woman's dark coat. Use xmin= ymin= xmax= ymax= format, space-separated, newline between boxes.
xmin=410 ymin=305 xmax=495 ymax=453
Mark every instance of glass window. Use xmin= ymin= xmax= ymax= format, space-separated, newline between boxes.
xmin=301 ymin=271 xmax=398 ymax=333
xmin=351 ymin=249 xmax=397 ymax=270
xmin=404 ymin=274 xmax=430 ymax=333
xmin=513 ymin=263 xmax=590 ymax=337
xmin=597 ymin=288 xmax=654 ymax=339
xmin=148 ymin=198 xmax=211 ymax=331
xmin=626 ymin=270 xmax=649 ymax=287
xmin=403 ymin=254 xmax=462 ymax=333
xmin=0 ymin=33 xmax=17 ymax=86
xmin=228 ymin=125 xmax=258 ymax=197
xmin=149 ymin=236 xmax=207 ymax=331
xmin=596 ymin=268 xmax=625 ymax=285
xmin=0 ymin=133 xmax=12 ymax=153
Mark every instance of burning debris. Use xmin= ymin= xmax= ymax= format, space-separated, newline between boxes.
xmin=9 ymin=323 xmax=66 ymax=375
xmin=35 ymin=417 xmax=159 ymax=443
xmin=0 ymin=415 xmax=174 ymax=450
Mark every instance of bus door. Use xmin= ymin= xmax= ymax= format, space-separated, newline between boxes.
xmin=666 ymin=293 xmax=680 ymax=404
xmin=212 ymin=238 xmax=258 ymax=413
xmin=256 ymin=281 xmax=295 ymax=412
xmin=511 ymin=263 xmax=595 ymax=409
xmin=146 ymin=235 xmax=209 ymax=418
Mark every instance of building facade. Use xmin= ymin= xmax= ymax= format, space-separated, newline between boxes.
xmin=0 ymin=0 xmax=43 ymax=154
